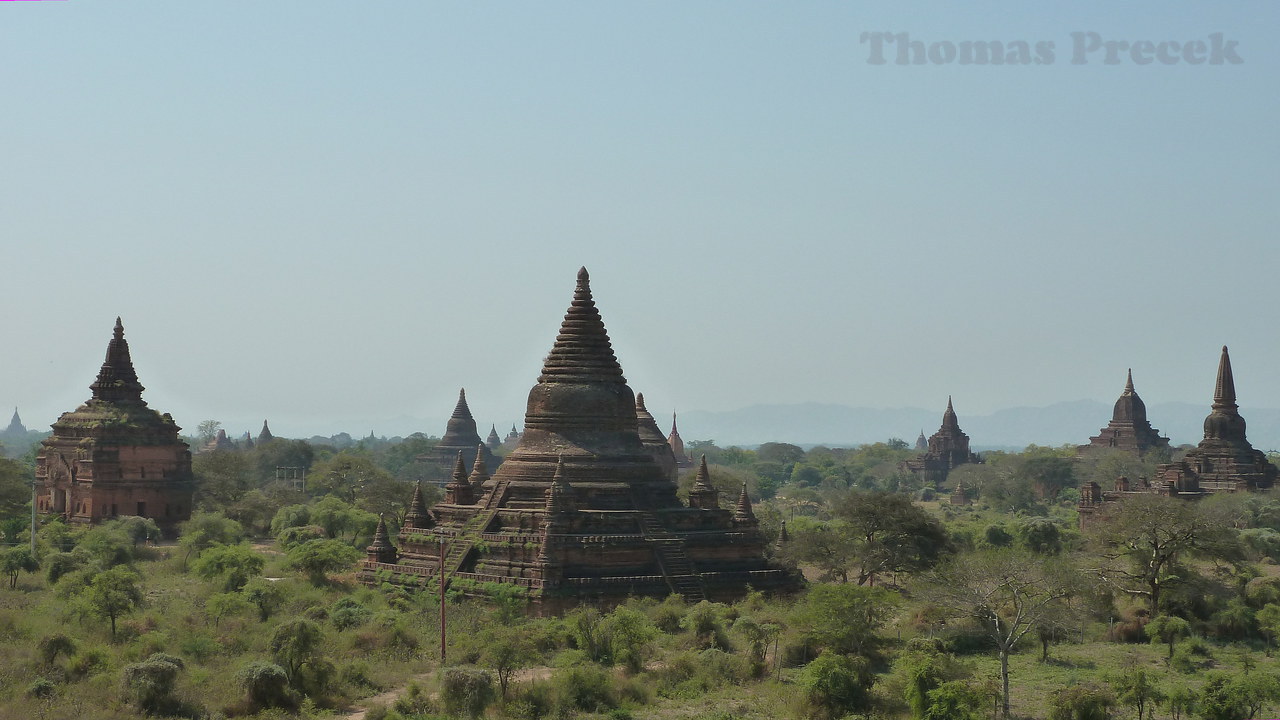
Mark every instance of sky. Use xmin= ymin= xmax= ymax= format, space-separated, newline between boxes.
xmin=2 ymin=2 xmax=1277 ymax=441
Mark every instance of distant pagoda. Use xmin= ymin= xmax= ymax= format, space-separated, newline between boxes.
xmin=486 ymin=425 xmax=502 ymax=452
xmin=666 ymin=412 xmax=693 ymax=470
xmin=35 ymin=319 xmax=194 ymax=529
xmin=257 ymin=420 xmax=275 ymax=445
xmin=418 ymin=389 xmax=499 ymax=476
xmin=4 ymin=408 xmax=26 ymax=436
xmin=1079 ymin=369 xmax=1170 ymax=455
xmin=902 ymin=397 xmax=980 ymax=487
xmin=363 ymin=268 xmax=799 ymax=611
xmin=1156 ymin=347 xmax=1276 ymax=493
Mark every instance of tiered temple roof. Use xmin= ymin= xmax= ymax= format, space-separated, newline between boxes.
xmin=35 ymin=318 xmax=194 ymax=530
xmin=257 ymin=420 xmax=275 ymax=444
xmin=902 ymin=397 xmax=980 ymax=486
xmin=363 ymin=268 xmax=799 ymax=611
xmin=1079 ymin=370 xmax=1171 ymax=455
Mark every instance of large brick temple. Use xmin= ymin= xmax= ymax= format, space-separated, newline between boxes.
xmin=1078 ymin=369 xmax=1171 ymax=455
xmin=1080 ymin=347 xmax=1277 ymax=524
xmin=902 ymin=397 xmax=980 ymax=486
xmin=363 ymin=268 xmax=800 ymax=611
xmin=35 ymin=319 xmax=194 ymax=530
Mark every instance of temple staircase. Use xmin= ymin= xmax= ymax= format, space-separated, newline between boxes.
xmin=635 ymin=508 xmax=705 ymax=601
xmin=440 ymin=506 xmax=501 ymax=579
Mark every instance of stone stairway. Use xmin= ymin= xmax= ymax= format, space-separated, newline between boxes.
xmin=440 ymin=507 xmax=501 ymax=578
xmin=635 ymin=508 xmax=705 ymax=601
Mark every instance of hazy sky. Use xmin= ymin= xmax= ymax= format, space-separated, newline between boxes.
xmin=3 ymin=2 xmax=1277 ymax=440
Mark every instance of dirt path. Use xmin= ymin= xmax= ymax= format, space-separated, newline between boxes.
xmin=341 ymin=665 xmax=554 ymax=719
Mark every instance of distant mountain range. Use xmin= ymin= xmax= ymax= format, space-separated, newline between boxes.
xmin=674 ymin=401 xmax=1280 ymax=452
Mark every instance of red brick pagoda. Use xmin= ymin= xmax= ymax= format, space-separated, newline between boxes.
xmin=1079 ymin=369 xmax=1171 ymax=455
xmin=35 ymin=319 xmax=194 ymax=530
xmin=363 ymin=268 xmax=799 ymax=611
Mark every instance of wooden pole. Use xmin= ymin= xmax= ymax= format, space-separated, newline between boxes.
xmin=439 ymin=537 xmax=447 ymax=665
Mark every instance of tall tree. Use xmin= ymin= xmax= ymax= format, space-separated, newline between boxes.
xmin=920 ymin=549 xmax=1084 ymax=718
xmin=1084 ymin=494 xmax=1238 ymax=615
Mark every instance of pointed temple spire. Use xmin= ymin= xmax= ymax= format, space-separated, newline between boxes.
xmin=544 ymin=454 xmax=575 ymax=516
xmin=257 ymin=420 xmax=275 ymax=444
xmin=469 ymin=443 xmax=491 ymax=490
xmin=635 ymin=392 xmax=679 ymax=481
xmin=941 ymin=395 xmax=959 ymax=429
xmin=445 ymin=450 xmax=474 ymax=505
xmin=915 ymin=430 xmax=927 ymax=451
xmin=1080 ymin=368 xmax=1168 ymax=455
xmin=1214 ymin=346 xmax=1237 ymax=410
xmin=366 ymin=515 xmax=397 ymax=564
xmin=425 ymin=388 xmax=498 ymax=474
xmin=90 ymin=317 xmax=146 ymax=403
xmin=667 ymin=411 xmax=691 ymax=467
xmin=486 ymin=424 xmax=502 ymax=450
xmin=689 ymin=455 xmax=719 ymax=509
xmin=1124 ymin=368 xmax=1135 ymax=394
xmin=734 ymin=482 xmax=757 ymax=524
xmin=453 ymin=388 xmax=472 ymax=419
xmin=536 ymin=267 xmax=626 ymax=386
xmin=403 ymin=482 xmax=433 ymax=529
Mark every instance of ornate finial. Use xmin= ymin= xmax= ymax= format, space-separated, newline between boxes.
xmin=578 ymin=266 xmax=589 ymax=282
xmin=114 ymin=317 xmax=124 ymax=340
xmin=1125 ymin=368 xmax=1135 ymax=393
xmin=452 ymin=388 xmax=472 ymax=419
xmin=636 ymin=392 xmax=646 ymax=410
xmin=1215 ymin=346 xmax=1237 ymax=406
xmin=452 ymin=450 xmax=467 ymax=482
xmin=671 ymin=411 xmax=678 ymax=433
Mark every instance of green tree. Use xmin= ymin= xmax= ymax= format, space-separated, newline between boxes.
xmin=269 ymin=618 xmax=324 ymax=683
xmin=0 ymin=457 xmax=30 ymax=518
xmin=121 ymin=652 xmax=185 ymax=715
xmin=1256 ymin=603 xmax=1280 ymax=652
xmin=242 ymin=577 xmax=287 ymax=621
xmin=191 ymin=543 xmax=265 ymax=591
xmin=1198 ymin=672 xmax=1280 ymax=720
xmin=440 ymin=666 xmax=496 ymax=719
xmin=177 ymin=511 xmax=245 ymax=568
xmin=479 ymin=626 xmax=536 ymax=698
xmin=603 ymin=606 xmax=658 ymax=674
xmin=923 ymin=681 xmax=989 ymax=720
xmin=285 ymin=538 xmax=360 ymax=584
xmin=84 ymin=566 xmax=143 ymax=640
xmin=1085 ymin=494 xmax=1237 ymax=615
xmin=1 ymin=546 xmax=39 ymax=588
xmin=1114 ymin=666 xmax=1165 ymax=720
xmin=798 ymin=650 xmax=871 ymax=720
xmin=193 ymin=449 xmax=253 ymax=511
xmin=793 ymin=583 xmax=899 ymax=657
xmin=206 ymin=591 xmax=251 ymax=627
xmin=1047 ymin=683 xmax=1114 ymax=720
xmin=921 ymin=549 xmax=1084 ymax=718
xmin=1145 ymin=615 xmax=1192 ymax=663
xmin=831 ymin=490 xmax=953 ymax=585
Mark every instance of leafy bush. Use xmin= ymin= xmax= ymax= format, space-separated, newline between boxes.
xmin=120 ymin=652 xmax=185 ymax=714
xmin=439 ymin=667 xmax=495 ymax=719
xmin=26 ymin=677 xmax=56 ymax=699
xmin=797 ymin=650 xmax=871 ymax=720
xmin=553 ymin=664 xmax=617 ymax=713
xmin=236 ymin=660 xmax=294 ymax=711
xmin=1046 ymin=683 xmax=1114 ymax=720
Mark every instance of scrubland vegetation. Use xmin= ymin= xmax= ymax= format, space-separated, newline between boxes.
xmin=3 ymin=435 xmax=1280 ymax=719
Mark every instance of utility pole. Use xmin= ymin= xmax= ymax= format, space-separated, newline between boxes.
xmin=439 ymin=538 xmax=447 ymax=664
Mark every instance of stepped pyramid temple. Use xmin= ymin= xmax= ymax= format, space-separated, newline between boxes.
xmin=4 ymin=408 xmax=26 ymax=436
xmin=363 ymin=268 xmax=800 ymax=611
xmin=418 ymin=389 xmax=499 ymax=477
xmin=902 ymin=397 xmax=980 ymax=486
xmin=1080 ymin=347 xmax=1278 ymax=523
xmin=35 ymin=319 xmax=194 ymax=529
xmin=1079 ymin=370 xmax=1171 ymax=455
